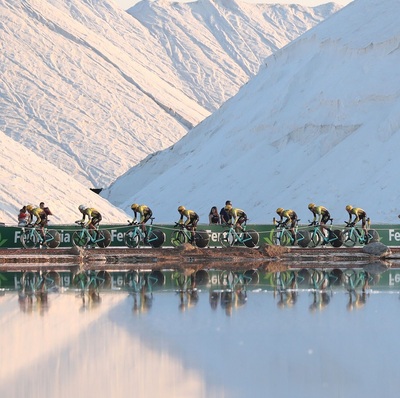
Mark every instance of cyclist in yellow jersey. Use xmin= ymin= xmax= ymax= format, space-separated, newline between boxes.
xmin=26 ymin=204 xmax=48 ymax=242
xmin=276 ymin=208 xmax=298 ymax=241
xmin=225 ymin=204 xmax=247 ymax=233
xmin=345 ymin=205 xmax=368 ymax=234
xmin=130 ymin=203 xmax=153 ymax=238
xmin=308 ymin=203 xmax=332 ymax=242
xmin=177 ymin=206 xmax=199 ymax=243
xmin=78 ymin=205 xmax=102 ymax=230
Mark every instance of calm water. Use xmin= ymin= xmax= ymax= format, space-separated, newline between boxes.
xmin=0 ymin=269 xmax=399 ymax=398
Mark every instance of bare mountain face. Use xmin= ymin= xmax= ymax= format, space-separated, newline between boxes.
xmin=0 ymin=0 xmax=339 ymax=192
xmin=104 ymin=0 xmax=400 ymax=224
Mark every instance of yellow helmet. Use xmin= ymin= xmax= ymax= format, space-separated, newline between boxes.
xmin=276 ymin=207 xmax=284 ymax=214
xmin=225 ymin=204 xmax=232 ymax=211
xmin=346 ymin=205 xmax=353 ymax=212
xmin=26 ymin=204 xmax=34 ymax=212
xmin=308 ymin=203 xmax=315 ymax=210
xmin=131 ymin=203 xmax=139 ymax=210
xmin=178 ymin=205 xmax=185 ymax=212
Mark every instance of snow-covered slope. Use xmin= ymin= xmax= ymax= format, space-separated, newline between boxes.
xmin=0 ymin=0 xmax=339 ymax=190
xmin=128 ymin=0 xmax=340 ymax=110
xmin=104 ymin=0 xmax=400 ymax=224
xmin=0 ymin=131 xmax=129 ymax=225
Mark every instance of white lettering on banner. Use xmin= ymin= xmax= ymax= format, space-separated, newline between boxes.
xmin=112 ymin=276 xmax=124 ymax=287
xmin=211 ymin=275 xmax=218 ymax=285
xmin=111 ymin=230 xmax=124 ymax=242
xmin=388 ymin=229 xmax=400 ymax=241
xmin=206 ymin=230 xmax=221 ymax=243
xmin=14 ymin=231 xmax=21 ymax=243
xmin=59 ymin=231 xmax=71 ymax=243
xmin=389 ymin=273 xmax=400 ymax=286
xmin=63 ymin=276 xmax=71 ymax=287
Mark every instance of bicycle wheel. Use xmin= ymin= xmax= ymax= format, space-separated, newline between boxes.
xmin=96 ymin=229 xmax=111 ymax=248
xmin=366 ymin=229 xmax=380 ymax=243
xmin=171 ymin=230 xmax=186 ymax=247
xmin=195 ymin=230 xmax=209 ymax=248
xmin=308 ymin=230 xmax=322 ymax=248
xmin=342 ymin=229 xmax=357 ymax=247
xmin=278 ymin=230 xmax=292 ymax=246
xmin=124 ymin=229 xmax=140 ymax=248
xmin=219 ymin=229 xmax=235 ymax=247
xmin=243 ymin=229 xmax=259 ymax=248
xmin=329 ymin=229 xmax=343 ymax=247
xmin=72 ymin=231 xmax=89 ymax=247
xmin=45 ymin=230 xmax=60 ymax=248
xmin=20 ymin=230 xmax=39 ymax=249
xmin=296 ymin=230 xmax=311 ymax=247
xmin=148 ymin=229 xmax=165 ymax=248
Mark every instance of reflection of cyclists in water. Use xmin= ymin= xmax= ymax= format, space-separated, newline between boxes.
xmin=173 ymin=271 xmax=199 ymax=312
xmin=346 ymin=290 xmax=368 ymax=311
xmin=220 ymin=289 xmax=247 ymax=316
xmin=309 ymin=291 xmax=331 ymax=312
xmin=133 ymin=290 xmax=153 ymax=314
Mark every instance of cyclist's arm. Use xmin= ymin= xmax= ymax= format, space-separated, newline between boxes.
xmin=132 ymin=210 xmax=137 ymax=223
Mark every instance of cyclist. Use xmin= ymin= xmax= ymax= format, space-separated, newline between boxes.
xmin=308 ymin=203 xmax=331 ymax=240
xmin=78 ymin=205 xmax=102 ymax=232
xmin=130 ymin=203 xmax=153 ymax=239
xmin=276 ymin=208 xmax=298 ymax=241
xmin=225 ymin=204 xmax=247 ymax=233
xmin=26 ymin=204 xmax=48 ymax=243
xmin=177 ymin=205 xmax=199 ymax=243
xmin=345 ymin=205 xmax=368 ymax=235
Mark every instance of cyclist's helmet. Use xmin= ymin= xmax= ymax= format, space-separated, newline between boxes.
xmin=276 ymin=207 xmax=284 ymax=214
xmin=178 ymin=205 xmax=185 ymax=212
xmin=131 ymin=203 xmax=139 ymax=210
xmin=345 ymin=205 xmax=353 ymax=212
xmin=308 ymin=203 xmax=315 ymax=210
xmin=225 ymin=204 xmax=232 ymax=211
xmin=26 ymin=204 xmax=34 ymax=212
xmin=78 ymin=204 xmax=86 ymax=212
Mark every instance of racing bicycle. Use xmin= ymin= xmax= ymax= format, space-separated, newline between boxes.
xmin=73 ymin=269 xmax=105 ymax=303
xmin=219 ymin=220 xmax=259 ymax=248
xmin=73 ymin=221 xmax=111 ymax=248
xmin=124 ymin=217 xmax=165 ymax=248
xmin=171 ymin=223 xmax=209 ymax=248
xmin=20 ymin=224 xmax=60 ymax=249
xmin=272 ymin=219 xmax=310 ymax=247
xmin=341 ymin=220 xmax=379 ymax=247
xmin=307 ymin=219 xmax=343 ymax=248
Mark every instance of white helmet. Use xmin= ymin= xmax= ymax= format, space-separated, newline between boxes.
xmin=78 ymin=204 xmax=86 ymax=211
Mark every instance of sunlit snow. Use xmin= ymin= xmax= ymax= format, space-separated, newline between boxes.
xmin=104 ymin=0 xmax=400 ymax=225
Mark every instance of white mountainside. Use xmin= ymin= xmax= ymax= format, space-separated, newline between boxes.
xmin=104 ymin=0 xmax=400 ymax=225
xmin=0 ymin=134 xmax=129 ymax=224
xmin=0 ymin=0 xmax=339 ymax=191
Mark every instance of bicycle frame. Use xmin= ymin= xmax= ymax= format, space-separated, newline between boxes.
xmin=73 ymin=222 xmax=111 ymax=248
xmin=171 ymin=223 xmax=209 ymax=248
xmin=308 ymin=220 xmax=342 ymax=248
xmin=124 ymin=218 xmax=165 ymax=248
xmin=20 ymin=226 xmax=60 ymax=249
xmin=219 ymin=221 xmax=259 ymax=248
xmin=273 ymin=220 xmax=310 ymax=247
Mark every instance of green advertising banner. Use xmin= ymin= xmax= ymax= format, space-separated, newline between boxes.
xmin=0 ymin=223 xmax=400 ymax=249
